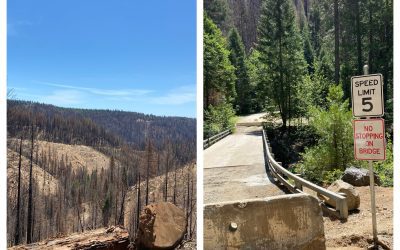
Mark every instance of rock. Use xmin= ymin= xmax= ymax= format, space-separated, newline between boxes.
xmin=318 ymin=180 xmax=360 ymax=210
xmin=137 ymin=202 xmax=186 ymax=250
xmin=342 ymin=166 xmax=381 ymax=186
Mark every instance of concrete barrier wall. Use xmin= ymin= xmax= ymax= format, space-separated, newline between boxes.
xmin=204 ymin=193 xmax=326 ymax=250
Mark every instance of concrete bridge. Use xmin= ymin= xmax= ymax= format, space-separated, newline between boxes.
xmin=204 ymin=114 xmax=285 ymax=204
xmin=203 ymin=113 xmax=327 ymax=249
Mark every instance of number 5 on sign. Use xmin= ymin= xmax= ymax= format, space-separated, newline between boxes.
xmin=351 ymin=74 xmax=384 ymax=117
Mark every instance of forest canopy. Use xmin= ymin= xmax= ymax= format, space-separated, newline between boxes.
xmin=204 ymin=0 xmax=393 ymax=184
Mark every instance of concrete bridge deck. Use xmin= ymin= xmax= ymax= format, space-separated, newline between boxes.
xmin=204 ymin=114 xmax=285 ymax=204
xmin=204 ymin=113 xmax=327 ymax=249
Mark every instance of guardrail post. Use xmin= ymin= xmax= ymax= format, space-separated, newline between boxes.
xmin=268 ymin=145 xmax=272 ymax=153
xmin=294 ymin=174 xmax=303 ymax=191
xmin=336 ymin=197 xmax=348 ymax=219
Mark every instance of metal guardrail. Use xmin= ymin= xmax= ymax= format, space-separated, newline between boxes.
xmin=262 ymin=129 xmax=349 ymax=219
xmin=235 ymin=122 xmax=263 ymax=127
xmin=203 ymin=129 xmax=231 ymax=149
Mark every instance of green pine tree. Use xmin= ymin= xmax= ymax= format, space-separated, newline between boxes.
xmin=204 ymin=14 xmax=236 ymax=137
xmin=258 ymin=0 xmax=307 ymax=129
xmin=228 ymin=28 xmax=251 ymax=114
xmin=204 ymin=14 xmax=236 ymax=108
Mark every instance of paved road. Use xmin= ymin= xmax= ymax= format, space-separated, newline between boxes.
xmin=204 ymin=114 xmax=285 ymax=204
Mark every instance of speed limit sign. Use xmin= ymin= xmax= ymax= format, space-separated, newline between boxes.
xmin=351 ymin=74 xmax=384 ymax=117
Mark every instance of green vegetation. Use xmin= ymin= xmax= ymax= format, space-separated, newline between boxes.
xmin=204 ymin=0 xmax=393 ymax=185
xmin=295 ymin=85 xmax=353 ymax=184
xmin=204 ymin=14 xmax=236 ymax=138
xmin=245 ymin=49 xmax=266 ymax=113
xmin=258 ymin=0 xmax=306 ymax=129
xmin=373 ymin=137 xmax=393 ymax=187
xmin=204 ymin=103 xmax=236 ymax=138
xmin=359 ymin=135 xmax=393 ymax=187
xmin=228 ymin=28 xmax=251 ymax=114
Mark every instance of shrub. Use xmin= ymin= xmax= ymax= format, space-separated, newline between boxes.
xmin=204 ymin=103 xmax=236 ymax=138
xmin=295 ymin=85 xmax=354 ymax=184
xmin=358 ymin=134 xmax=393 ymax=187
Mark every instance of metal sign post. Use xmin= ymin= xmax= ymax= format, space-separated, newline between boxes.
xmin=360 ymin=65 xmax=379 ymax=246
xmin=369 ymin=158 xmax=378 ymax=244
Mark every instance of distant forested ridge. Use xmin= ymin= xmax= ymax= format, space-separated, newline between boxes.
xmin=8 ymin=100 xmax=196 ymax=165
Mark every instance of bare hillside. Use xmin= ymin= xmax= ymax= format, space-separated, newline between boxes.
xmin=7 ymin=136 xmax=196 ymax=247
xmin=7 ymin=148 xmax=59 ymax=197
xmin=7 ymin=139 xmax=114 ymax=246
xmin=8 ymin=139 xmax=111 ymax=173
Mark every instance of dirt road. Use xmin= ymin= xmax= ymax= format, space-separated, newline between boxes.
xmin=324 ymin=186 xmax=393 ymax=249
xmin=236 ymin=112 xmax=268 ymax=123
xmin=303 ymin=185 xmax=393 ymax=249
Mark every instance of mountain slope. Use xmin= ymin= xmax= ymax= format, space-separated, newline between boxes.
xmin=205 ymin=0 xmax=311 ymax=52
xmin=7 ymin=100 xmax=196 ymax=165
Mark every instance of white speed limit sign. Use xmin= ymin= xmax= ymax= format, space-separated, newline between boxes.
xmin=351 ymin=74 xmax=384 ymax=117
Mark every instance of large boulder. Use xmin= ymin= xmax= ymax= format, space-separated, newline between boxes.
xmin=342 ymin=167 xmax=381 ymax=186
xmin=137 ymin=202 xmax=186 ymax=249
xmin=318 ymin=180 xmax=360 ymax=210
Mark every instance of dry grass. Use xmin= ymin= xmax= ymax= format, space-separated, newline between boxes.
xmin=8 ymin=139 xmax=111 ymax=173
xmin=7 ymin=148 xmax=60 ymax=197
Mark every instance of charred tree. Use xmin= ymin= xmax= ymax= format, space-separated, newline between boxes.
xmin=26 ymin=125 xmax=35 ymax=244
xmin=145 ymin=140 xmax=150 ymax=206
xmin=164 ymin=154 xmax=169 ymax=202
xmin=173 ymin=164 xmax=177 ymax=205
xmin=135 ymin=173 xmax=141 ymax=235
xmin=14 ymin=136 xmax=23 ymax=245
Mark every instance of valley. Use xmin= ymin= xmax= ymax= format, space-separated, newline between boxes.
xmin=7 ymin=100 xmax=196 ymax=248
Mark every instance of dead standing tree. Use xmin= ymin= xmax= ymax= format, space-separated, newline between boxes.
xmin=14 ymin=136 xmax=23 ymax=245
xmin=26 ymin=123 xmax=35 ymax=244
xmin=135 ymin=173 xmax=141 ymax=236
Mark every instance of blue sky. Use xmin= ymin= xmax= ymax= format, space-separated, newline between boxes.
xmin=7 ymin=0 xmax=196 ymax=117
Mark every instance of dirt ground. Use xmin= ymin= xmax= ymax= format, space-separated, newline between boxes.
xmin=306 ymin=186 xmax=393 ymax=249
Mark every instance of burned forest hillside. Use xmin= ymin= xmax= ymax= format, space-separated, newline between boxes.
xmin=8 ymin=100 xmax=196 ymax=165
xmin=204 ymin=0 xmax=312 ymax=52
xmin=7 ymin=100 xmax=196 ymax=247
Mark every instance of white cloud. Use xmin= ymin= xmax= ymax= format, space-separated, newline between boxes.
xmin=41 ymin=90 xmax=85 ymax=105
xmin=35 ymin=81 xmax=152 ymax=97
xmin=22 ymin=81 xmax=195 ymax=107
xmin=151 ymin=85 xmax=196 ymax=105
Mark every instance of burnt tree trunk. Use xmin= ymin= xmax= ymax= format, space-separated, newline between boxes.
xmin=173 ymin=164 xmax=177 ymax=205
xmin=26 ymin=125 xmax=34 ymax=244
xmin=14 ymin=136 xmax=23 ymax=245
xmin=135 ymin=173 xmax=141 ymax=235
